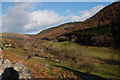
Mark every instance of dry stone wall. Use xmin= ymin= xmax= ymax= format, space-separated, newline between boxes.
xmin=0 ymin=53 xmax=32 ymax=80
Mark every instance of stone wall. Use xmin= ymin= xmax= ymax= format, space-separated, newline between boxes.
xmin=0 ymin=53 xmax=32 ymax=80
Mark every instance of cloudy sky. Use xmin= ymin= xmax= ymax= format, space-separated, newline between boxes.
xmin=1 ymin=2 xmax=113 ymax=34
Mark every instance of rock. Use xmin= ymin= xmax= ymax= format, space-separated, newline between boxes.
xmin=0 ymin=54 xmax=33 ymax=80
xmin=0 ymin=53 xmax=4 ymax=65
xmin=13 ymin=63 xmax=26 ymax=71
xmin=19 ymin=70 xmax=32 ymax=79
xmin=45 ymin=64 xmax=49 ymax=67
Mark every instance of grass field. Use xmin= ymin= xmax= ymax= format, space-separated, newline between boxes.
xmin=44 ymin=41 xmax=119 ymax=61
xmin=4 ymin=41 xmax=119 ymax=79
xmin=42 ymin=41 xmax=120 ymax=78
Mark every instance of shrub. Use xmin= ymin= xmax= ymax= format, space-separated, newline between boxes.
xmin=78 ymin=57 xmax=99 ymax=74
xmin=58 ymin=36 xmax=69 ymax=42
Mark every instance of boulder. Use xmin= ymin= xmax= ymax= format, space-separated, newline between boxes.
xmin=0 ymin=54 xmax=33 ymax=80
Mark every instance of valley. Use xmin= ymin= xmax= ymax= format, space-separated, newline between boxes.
xmin=0 ymin=1 xmax=120 ymax=80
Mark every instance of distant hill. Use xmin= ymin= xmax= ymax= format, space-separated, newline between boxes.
xmin=1 ymin=33 xmax=30 ymax=40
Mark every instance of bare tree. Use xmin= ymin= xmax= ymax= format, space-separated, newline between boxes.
xmin=78 ymin=57 xmax=98 ymax=74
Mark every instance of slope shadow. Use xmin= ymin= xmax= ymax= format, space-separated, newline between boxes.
xmin=2 ymin=67 xmax=19 ymax=80
xmin=53 ymin=65 xmax=106 ymax=80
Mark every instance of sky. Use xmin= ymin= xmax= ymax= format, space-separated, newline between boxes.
xmin=0 ymin=1 xmax=115 ymax=34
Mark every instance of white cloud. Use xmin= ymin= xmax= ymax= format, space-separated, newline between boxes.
xmin=2 ymin=3 xmax=105 ymax=33
xmin=2 ymin=3 xmax=34 ymax=33
xmin=2 ymin=3 xmax=71 ymax=33
xmin=77 ymin=5 xmax=105 ymax=21
xmin=23 ymin=10 xmax=70 ymax=32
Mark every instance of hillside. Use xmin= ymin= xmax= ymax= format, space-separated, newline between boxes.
xmin=64 ymin=2 xmax=120 ymax=48
xmin=31 ymin=2 xmax=120 ymax=49
xmin=74 ymin=2 xmax=120 ymax=30
xmin=31 ymin=22 xmax=81 ymax=41
xmin=1 ymin=33 xmax=30 ymax=40
xmin=1 ymin=33 xmax=30 ymax=49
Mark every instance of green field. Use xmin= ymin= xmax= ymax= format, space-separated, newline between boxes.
xmin=44 ymin=41 xmax=119 ymax=60
xmin=42 ymin=41 xmax=120 ymax=78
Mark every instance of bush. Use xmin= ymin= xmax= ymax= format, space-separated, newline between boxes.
xmin=78 ymin=57 xmax=99 ymax=74
xmin=58 ymin=36 xmax=69 ymax=42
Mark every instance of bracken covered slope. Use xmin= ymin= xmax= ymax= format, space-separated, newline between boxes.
xmin=31 ymin=2 xmax=120 ymax=47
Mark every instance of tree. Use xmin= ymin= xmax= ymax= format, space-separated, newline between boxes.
xmin=78 ymin=58 xmax=98 ymax=74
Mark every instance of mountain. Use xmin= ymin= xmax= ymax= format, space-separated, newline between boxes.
xmin=31 ymin=2 xmax=120 ymax=48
